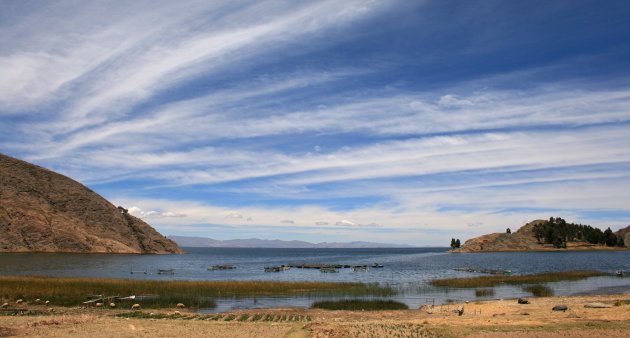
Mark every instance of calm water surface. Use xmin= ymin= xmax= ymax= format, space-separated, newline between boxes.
xmin=1 ymin=248 xmax=629 ymax=312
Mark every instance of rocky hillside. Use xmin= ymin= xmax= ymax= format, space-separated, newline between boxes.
xmin=616 ymin=225 xmax=630 ymax=247
xmin=0 ymin=153 xmax=183 ymax=254
xmin=452 ymin=220 xmax=628 ymax=252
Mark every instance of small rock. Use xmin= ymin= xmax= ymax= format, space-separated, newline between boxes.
xmin=552 ymin=305 xmax=568 ymax=311
xmin=517 ymin=298 xmax=530 ymax=304
xmin=45 ymin=300 xmax=50 ymax=305
xmin=1 ymin=303 xmax=8 ymax=308
xmin=109 ymin=303 xmax=116 ymax=308
xmin=95 ymin=303 xmax=103 ymax=307
xmin=131 ymin=304 xmax=141 ymax=310
xmin=16 ymin=299 xmax=23 ymax=304
xmin=176 ymin=303 xmax=185 ymax=309
xmin=35 ymin=299 xmax=41 ymax=304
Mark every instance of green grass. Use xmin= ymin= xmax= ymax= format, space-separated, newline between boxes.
xmin=522 ymin=284 xmax=554 ymax=297
xmin=311 ymin=299 xmax=409 ymax=311
xmin=431 ymin=270 xmax=606 ymax=288
xmin=474 ymin=288 xmax=495 ymax=297
xmin=0 ymin=275 xmax=394 ymax=309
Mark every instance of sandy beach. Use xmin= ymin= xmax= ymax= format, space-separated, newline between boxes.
xmin=1 ymin=293 xmax=628 ymax=337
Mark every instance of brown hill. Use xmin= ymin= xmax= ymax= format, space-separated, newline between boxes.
xmin=615 ymin=225 xmax=630 ymax=247
xmin=0 ymin=153 xmax=183 ymax=254
xmin=453 ymin=220 xmax=627 ymax=252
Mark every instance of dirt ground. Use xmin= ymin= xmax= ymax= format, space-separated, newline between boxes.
xmin=1 ymin=293 xmax=628 ymax=337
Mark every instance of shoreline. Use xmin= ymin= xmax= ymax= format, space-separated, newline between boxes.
xmin=1 ymin=293 xmax=628 ymax=337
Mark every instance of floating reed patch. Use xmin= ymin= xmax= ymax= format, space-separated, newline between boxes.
xmin=430 ymin=270 xmax=606 ymax=288
xmin=522 ymin=284 xmax=554 ymax=297
xmin=0 ymin=275 xmax=393 ymax=308
xmin=311 ymin=299 xmax=408 ymax=311
xmin=475 ymin=288 xmax=495 ymax=297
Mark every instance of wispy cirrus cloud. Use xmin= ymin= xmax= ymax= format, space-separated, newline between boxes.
xmin=2 ymin=1 xmax=630 ymax=245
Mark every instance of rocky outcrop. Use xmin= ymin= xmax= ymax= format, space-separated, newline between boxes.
xmin=615 ymin=225 xmax=630 ymax=247
xmin=452 ymin=220 xmax=628 ymax=252
xmin=0 ymin=153 xmax=183 ymax=254
xmin=452 ymin=220 xmax=545 ymax=252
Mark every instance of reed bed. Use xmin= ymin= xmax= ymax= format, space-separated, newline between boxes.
xmin=474 ymin=288 xmax=495 ymax=297
xmin=430 ymin=270 xmax=606 ymax=288
xmin=311 ymin=299 xmax=408 ymax=311
xmin=522 ymin=284 xmax=554 ymax=297
xmin=0 ymin=275 xmax=393 ymax=308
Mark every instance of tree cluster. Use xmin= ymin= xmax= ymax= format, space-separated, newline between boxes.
xmin=533 ymin=217 xmax=625 ymax=248
xmin=450 ymin=238 xmax=461 ymax=249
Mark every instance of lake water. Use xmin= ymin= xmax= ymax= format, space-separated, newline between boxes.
xmin=1 ymin=248 xmax=629 ymax=312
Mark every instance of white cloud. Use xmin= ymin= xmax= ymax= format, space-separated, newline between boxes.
xmin=335 ymin=220 xmax=358 ymax=227
xmin=128 ymin=206 xmax=185 ymax=218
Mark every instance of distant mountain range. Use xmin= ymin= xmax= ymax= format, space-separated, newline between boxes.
xmin=168 ymin=236 xmax=414 ymax=248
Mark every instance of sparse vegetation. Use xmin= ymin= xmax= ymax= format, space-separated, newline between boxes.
xmin=311 ymin=299 xmax=408 ymax=311
xmin=116 ymin=311 xmax=311 ymax=322
xmin=431 ymin=270 xmax=607 ymax=288
xmin=0 ymin=275 xmax=394 ymax=309
xmin=450 ymin=238 xmax=461 ymax=249
xmin=522 ymin=284 xmax=554 ymax=297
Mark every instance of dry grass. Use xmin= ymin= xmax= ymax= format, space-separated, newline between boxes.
xmin=431 ymin=270 xmax=606 ymax=288
xmin=312 ymin=322 xmax=436 ymax=337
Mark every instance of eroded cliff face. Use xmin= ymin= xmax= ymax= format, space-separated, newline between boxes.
xmin=0 ymin=153 xmax=183 ymax=254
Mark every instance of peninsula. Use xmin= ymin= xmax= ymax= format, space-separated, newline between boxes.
xmin=0 ymin=153 xmax=182 ymax=254
xmin=452 ymin=218 xmax=629 ymax=253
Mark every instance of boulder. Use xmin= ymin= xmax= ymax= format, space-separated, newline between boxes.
xmin=552 ymin=305 xmax=568 ymax=311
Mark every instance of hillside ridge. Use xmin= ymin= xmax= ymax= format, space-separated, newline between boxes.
xmin=452 ymin=219 xmax=629 ymax=252
xmin=0 ymin=153 xmax=183 ymax=254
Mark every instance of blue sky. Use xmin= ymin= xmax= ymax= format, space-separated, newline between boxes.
xmin=1 ymin=0 xmax=630 ymax=245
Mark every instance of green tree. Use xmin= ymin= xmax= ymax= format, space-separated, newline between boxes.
xmin=455 ymin=239 xmax=461 ymax=248
xmin=450 ymin=238 xmax=456 ymax=249
xmin=603 ymin=228 xmax=617 ymax=247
